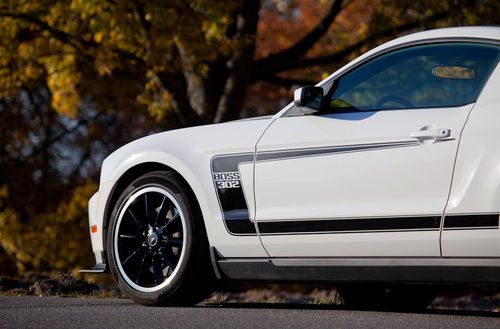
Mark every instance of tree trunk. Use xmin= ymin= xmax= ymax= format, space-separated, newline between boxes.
xmin=214 ymin=0 xmax=260 ymax=123
xmin=169 ymin=0 xmax=261 ymax=125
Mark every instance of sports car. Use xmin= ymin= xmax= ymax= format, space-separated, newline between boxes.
xmin=84 ymin=26 xmax=500 ymax=307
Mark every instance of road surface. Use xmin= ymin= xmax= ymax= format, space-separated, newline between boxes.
xmin=0 ymin=296 xmax=498 ymax=329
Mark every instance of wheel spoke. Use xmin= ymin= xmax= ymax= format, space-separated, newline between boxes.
xmin=159 ymin=255 xmax=175 ymax=276
xmin=144 ymin=193 xmax=158 ymax=226
xmin=122 ymin=246 xmax=144 ymax=265
xmin=163 ymin=257 xmax=175 ymax=270
xmin=159 ymin=247 xmax=180 ymax=266
xmin=160 ymin=212 xmax=180 ymax=231
xmin=165 ymin=239 xmax=183 ymax=247
xmin=152 ymin=256 xmax=164 ymax=284
xmin=127 ymin=208 xmax=145 ymax=230
xmin=119 ymin=233 xmax=140 ymax=239
xmin=135 ymin=253 xmax=148 ymax=284
xmin=155 ymin=196 xmax=171 ymax=227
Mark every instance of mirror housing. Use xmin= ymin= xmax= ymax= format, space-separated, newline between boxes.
xmin=294 ymin=86 xmax=324 ymax=112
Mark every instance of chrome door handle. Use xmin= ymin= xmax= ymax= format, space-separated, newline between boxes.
xmin=410 ymin=128 xmax=451 ymax=140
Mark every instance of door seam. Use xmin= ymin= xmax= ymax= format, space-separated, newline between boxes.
xmin=439 ymin=102 xmax=478 ymax=256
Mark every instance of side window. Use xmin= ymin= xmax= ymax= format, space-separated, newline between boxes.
xmin=328 ymin=42 xmax=500 ymax=112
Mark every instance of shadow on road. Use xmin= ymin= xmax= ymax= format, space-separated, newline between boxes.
xmin=201 ymin=302 xmax=500 ymax=318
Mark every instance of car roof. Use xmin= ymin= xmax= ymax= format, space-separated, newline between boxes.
xmin=384 ymin=26 xmax=500 ymax=48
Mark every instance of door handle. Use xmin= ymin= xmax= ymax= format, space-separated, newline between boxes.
xmin=410 ymin=128 xmax=451 ymax=140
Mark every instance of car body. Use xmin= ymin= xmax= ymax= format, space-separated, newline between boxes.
xmin=85 ymin=27 xmax=500 ymax=306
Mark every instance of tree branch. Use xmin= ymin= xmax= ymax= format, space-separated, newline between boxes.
xmin=254 ymin=0 xmax=344 ymax=75
xmin=254 ymin=9 xmax=449 ymax=77
xmin=260 ymin=75 xmax=316 ymax=88
xmin=0 ymin=10 xmax=145 ymax=66
xmin=0 ymin=11 xmax=92 ymax=57
xmin=158 ymin=70 xmax=203 ymax=126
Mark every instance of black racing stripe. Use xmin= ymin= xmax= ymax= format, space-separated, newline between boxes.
xmin=256 ymin=141 xmax=419 ymax=162
xmin=225 ymin=218 xmax=258 ymax=234
xmin=258 ymin=216 xmax=441 ymax=235
xmin=211 ymin=154 xmax=256 ymax=235
xmin=211 ymin=139 xmax=454 ymax=236
xmin=212 ymin=154 xmax=253 ymax=172
xmin=444 ymin=214 xmax=499 ymax=229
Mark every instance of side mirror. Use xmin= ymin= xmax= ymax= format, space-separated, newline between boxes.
xmin=294 ymin=86 xmax=323 ymax=112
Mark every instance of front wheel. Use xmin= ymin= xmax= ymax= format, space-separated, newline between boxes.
xmin=107 ymin=171 xmax=214 ymax=305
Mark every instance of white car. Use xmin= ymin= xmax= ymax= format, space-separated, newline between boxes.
xmin=84 ymin=27 xmax=500 ymax=308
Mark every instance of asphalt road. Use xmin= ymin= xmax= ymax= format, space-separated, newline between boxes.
xmin=0 ymin=296 xmax=499 ymax=329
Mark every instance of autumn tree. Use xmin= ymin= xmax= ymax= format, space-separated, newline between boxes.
xmin=0 ymin=0 xmax=499 ymax=274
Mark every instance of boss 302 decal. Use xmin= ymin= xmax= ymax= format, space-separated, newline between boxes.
xmin=213 ymin=172 xmax=241 ymax=189
xmin=211 ymin=153 xmax=256 ymax=235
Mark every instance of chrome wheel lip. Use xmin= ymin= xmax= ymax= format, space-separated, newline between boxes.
xmin=114 ymin=186 xmax=187 ymax=293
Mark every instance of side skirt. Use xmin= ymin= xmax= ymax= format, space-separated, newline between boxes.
xmin=217 ymin=258 xmax=500 ymax=284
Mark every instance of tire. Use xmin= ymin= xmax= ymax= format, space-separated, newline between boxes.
xmin=106 ymin=171 xmax=214 ymax=306
xmin=337 ymin=284 xmax=438 ymax=311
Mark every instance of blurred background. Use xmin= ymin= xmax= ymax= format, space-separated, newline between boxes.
xmin=0 ymin=0 xmax=499 ymax=280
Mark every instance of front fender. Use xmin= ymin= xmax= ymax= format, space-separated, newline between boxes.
xmin=89 ymin=119 xmax=274 ymax=267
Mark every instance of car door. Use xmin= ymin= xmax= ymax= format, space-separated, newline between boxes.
xmin=254 ymin=42 xmax=499 ymax=257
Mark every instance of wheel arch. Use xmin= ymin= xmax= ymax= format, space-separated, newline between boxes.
xmin=101 ymin=161 xmax=205 ymax=264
